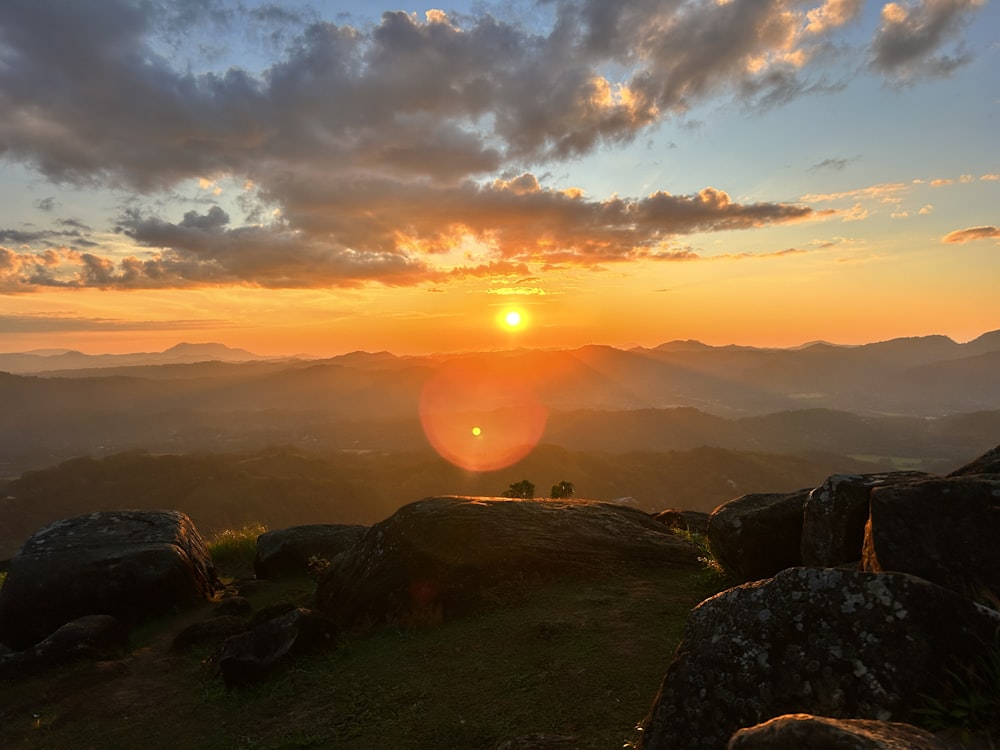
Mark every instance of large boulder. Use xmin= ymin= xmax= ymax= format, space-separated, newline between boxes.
xmin=800 ymin=472 xmax=929 ymax=568
xmin=317 ymin=496 xmax=701 ymax=628
xmin=862 ymin=476 xmax=1000 ymax=603
xmin=639 ymin=567 xmax=1000 ymax=750
xmin=0 ymin=510 xmax=218 ymax=649
xmin=253 ymin=524 xmax=366 ymax=579
xmin=707 ymin=489 xmax=811 ymax=583
xmin=727 ymin=714 xmax=950 ymax=750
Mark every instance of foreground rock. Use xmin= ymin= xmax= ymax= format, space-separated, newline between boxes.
xmin=727 ymin=714 xmax=950 ymax=749
xmin=0 ymin=615 xmax=128 ymax=678
xmin=253 ymin=524 xmax=366 ymax=579
xmin=862 ymin=476 xmax=1000 ymax=604
xmin=317 ymin=496 xmax=702 ymax=627
xmin=707 ymin=489 xmax=811 ymax=583
xmin=0 ymin=510 xmax=217 ymax=649
xmin=639 ymin=567 xmax=1000 ymax=750
xmin=217 ymin=607 xmax=336 ymax=688
xmin=800 ymin=472 xmax=929 ymax=568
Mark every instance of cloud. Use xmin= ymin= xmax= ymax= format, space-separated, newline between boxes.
xmin=0 ymin=0 xmax=989 ymax=292
xmin=0 ymin=312 xmax=223 ymax=333
xmin=809 ymin=157 xmax=855 ymax=172
xmin=802 ymin=183 xmax=909 ymax=203
xmin=942 ymin=225 xmax=1000 ymax=244
xmin=871 ymin=0 xmax=985 ymax=80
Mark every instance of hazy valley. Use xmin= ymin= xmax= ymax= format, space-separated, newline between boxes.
xmin=1 ymin=331 xmax=998 ymax=558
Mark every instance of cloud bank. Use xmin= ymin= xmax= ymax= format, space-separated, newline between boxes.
xmin=0 ymin=0 xmax=988 ymax=290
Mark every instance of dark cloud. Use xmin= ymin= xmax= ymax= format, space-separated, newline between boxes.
xmin=871 ymin=0 xmax=982 ymax=79
xmin=0 ymin=0 xmax=986 ymax=291
xmin=35 ymin=197 xmax=56 ymax=211
xmin=810 ymin=157 xmax=854 ymax=172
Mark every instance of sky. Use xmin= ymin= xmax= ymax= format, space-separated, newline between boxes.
xmin=0 ymin=0 xmax=998 ymax=356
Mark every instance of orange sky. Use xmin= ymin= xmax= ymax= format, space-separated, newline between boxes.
xmin=1 ymin=1 xmax=998 ymax=355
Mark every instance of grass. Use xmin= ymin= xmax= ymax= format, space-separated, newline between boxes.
xmin=206 ymin=522 xmax=267 ymax=578
xmin=0 ymin=554 xmax=720 ymax=750
xmin=916 ymin=631 xmax=1000 ymax=748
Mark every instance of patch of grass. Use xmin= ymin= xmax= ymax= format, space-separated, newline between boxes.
xmin=206 ymin=522 xmax=267 ymax=577
xmin=668 ymin=527 xmax=736 ymax=588
xmin=916 ymin=631 xmax=1000 ymax=748
xmin=0 ymin=565 xmax=720 ymax=750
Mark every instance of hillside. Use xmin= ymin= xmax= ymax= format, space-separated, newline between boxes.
xmin=0 ymin=446 xmax=888 ymax=559
xmin=2 ymin=331 xmax=999 ymax=478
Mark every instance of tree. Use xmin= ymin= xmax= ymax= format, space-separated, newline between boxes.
xmin=502 ymin=479 xmax=535 ymax=499
xmin=550 ymin=480 xmax=575 ymax=499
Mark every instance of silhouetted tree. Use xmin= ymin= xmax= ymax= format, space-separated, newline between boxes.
xmin=502 ymin=479 xmax=535 ymax=499
xmin=550 ymin=480 xmax=575 ymax=499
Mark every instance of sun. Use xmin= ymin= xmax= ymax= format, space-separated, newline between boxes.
xmin=503 ymin=310 xmax=522 ymax=328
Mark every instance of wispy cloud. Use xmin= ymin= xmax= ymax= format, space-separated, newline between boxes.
xmin=0 ymin=312 xmax=224 ymax=334
xmin=943 ymin=225 xmax=1000 ymax=244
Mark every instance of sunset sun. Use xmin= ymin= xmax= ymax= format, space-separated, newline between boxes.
xmin=503 ymin=310 xmax=523 ymax=329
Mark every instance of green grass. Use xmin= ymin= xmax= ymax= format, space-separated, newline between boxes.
xmin=206 ymin=522 xmax=267 ymax=578
xmin=0 ymin=560 xmax=719 ymax=750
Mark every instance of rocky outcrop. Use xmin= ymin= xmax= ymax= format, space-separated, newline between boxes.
xmin=0 ymin=615 xmax=128 ymax=678
xmin=639 ymin=567 xmax=1000 ymax=750
xmin=862 ymin=476 xmax=1000 ymax=604
xmin=0 ymin=510 xmax=217 ymax=649
xmin=707 ymin=489 xmax=811 ymax=583
xmin=800 ymin=472 xmax=929 ymax=568
xmin=727 ymin=714 xmax=950 ymax=749
xmin=317 ymin=496 xmax=702 ymax=628
xmin=253 ymin=524 xmax=366 ymax=579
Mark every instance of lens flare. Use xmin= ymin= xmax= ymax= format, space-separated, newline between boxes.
xmin=419 ymin=361 xmax=547 ymax=472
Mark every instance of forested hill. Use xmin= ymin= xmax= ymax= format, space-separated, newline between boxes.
xmin=0 ymin=445 xmax=891 ymax=559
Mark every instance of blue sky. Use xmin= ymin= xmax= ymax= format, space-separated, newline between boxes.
xmin=0 ymin=0 xmax=997 ymax=354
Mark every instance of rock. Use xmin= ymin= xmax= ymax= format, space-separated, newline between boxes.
xmin=317 ymin=496 xmax=701 ymax=628
xmin=727 ymin=714 xmax=951 ymax=749
xmin=801 ymin=472 xmax=929 ymax=568
xmin=217 ymin=607 xmax=337 ymax=688
xmin=172 ymin=615 xmax=249 ymax=652
xmin=862 ymin=476 xmax=1000 ymax=603
xmin=948 ymin=443 xmax=1000 ymax=477
xmin=253 ymin=524 xmax=367 ymax=579
xmin=639 ymin=567 xmax=1000 ymax=750
xmin=707 ymin=489 xmax=811 ymax=583
xmin=655 ymin=509 xmax=710 ymax=535
xmin=0 ymin=510 xmax=218 ymax=649
xmin=0 ymin=614 xmax=128 ymax=678
xmin=214 ymin=596 xmax=252 ymax=617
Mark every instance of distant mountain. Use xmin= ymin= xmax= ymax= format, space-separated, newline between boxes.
xmin=161 ymin=342 xmax=262 ymax=360
xmin=0 ymin=328 xmax=998 ymax=477
xmin=0 ymin=341 xmax=274 ymax=374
